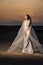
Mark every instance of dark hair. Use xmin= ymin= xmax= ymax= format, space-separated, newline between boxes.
xmin=26 ymin=14 xmax=32 ymax=20
xmin=26 ymin=14 xmax=32 ymax=26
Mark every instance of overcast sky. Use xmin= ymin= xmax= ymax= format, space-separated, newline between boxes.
xmin=0 ymin=0 xmax=43 ymax=22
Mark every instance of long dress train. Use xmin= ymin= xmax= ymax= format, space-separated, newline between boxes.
xmin=7 ymin=21 xmax=43 ymax=54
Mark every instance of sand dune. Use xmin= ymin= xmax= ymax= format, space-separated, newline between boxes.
xmin=0 ymin=52 xmax=43 ymax=59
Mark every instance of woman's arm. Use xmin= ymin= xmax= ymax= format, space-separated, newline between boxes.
xmin=27 ymin=25 xmax=32 ymax=35
xmin=27 ymin=20 xmax=32 ymax=32
xmin=29 ymin=25 xmax=32 ymax=32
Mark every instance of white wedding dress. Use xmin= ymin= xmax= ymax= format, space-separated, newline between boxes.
xmin=7 ymin=20 xmax=43 ymax=54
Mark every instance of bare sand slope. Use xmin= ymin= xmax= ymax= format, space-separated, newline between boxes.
xmin=0 ymin=52 xmax=43 ymax=65
xmin=0 ymin=52 xmax=43 ymax=59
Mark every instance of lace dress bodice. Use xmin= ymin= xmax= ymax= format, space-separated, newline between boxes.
xmin=24 ymin=20 xmax=31 ymax=39
xmin=24 ymin=20 xmax=30 ymax=31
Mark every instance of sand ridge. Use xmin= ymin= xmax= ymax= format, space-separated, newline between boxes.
xmin=0 ymin=52 xmax=43 ymax=59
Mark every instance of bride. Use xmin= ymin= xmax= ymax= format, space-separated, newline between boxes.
xmin=7 ymin=14 xmax=43 ymax=54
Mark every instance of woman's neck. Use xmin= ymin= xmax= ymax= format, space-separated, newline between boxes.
xmin=24 ymin=19 xmax=28 ymax=22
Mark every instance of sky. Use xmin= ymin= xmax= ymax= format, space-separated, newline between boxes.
xmin=0 ymin=0 xmax=43 ymax=22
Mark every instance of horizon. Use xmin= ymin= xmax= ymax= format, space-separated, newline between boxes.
xmin=0 ymin=20 xmax=43 ymax=26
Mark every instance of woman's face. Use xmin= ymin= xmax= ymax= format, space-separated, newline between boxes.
xmin=24 ymin=15 xmax=27 ymax=20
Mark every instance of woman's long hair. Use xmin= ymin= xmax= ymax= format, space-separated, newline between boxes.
xmin=26 ymin=14 xmax=32 ymax=26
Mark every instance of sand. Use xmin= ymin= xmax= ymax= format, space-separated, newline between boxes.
xmin=0 ymin=51 xmax=43 ymax=59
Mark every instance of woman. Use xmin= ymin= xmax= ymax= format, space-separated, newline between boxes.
xmin=7 ymin=14 xmax=43 ymax=54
